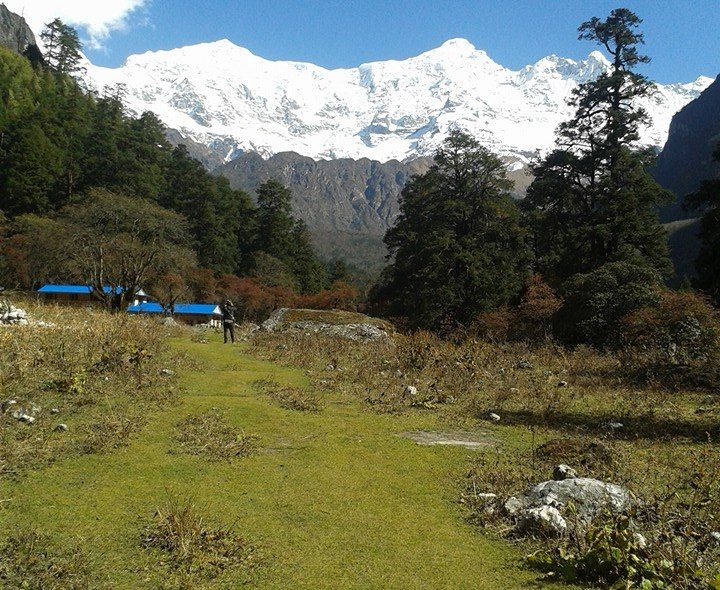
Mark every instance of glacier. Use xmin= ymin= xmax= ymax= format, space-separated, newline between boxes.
xmin=84 ymin=38 xmax=713 ymax=165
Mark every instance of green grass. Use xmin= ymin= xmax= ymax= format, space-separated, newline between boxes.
xmin=0 ymin=331 xmax=569 ymax=589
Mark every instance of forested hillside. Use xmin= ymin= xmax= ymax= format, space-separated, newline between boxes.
xmin=0 ymin=16 xmax=353 ymax=309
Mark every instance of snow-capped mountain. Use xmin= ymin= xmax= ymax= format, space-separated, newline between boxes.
xmin=84 ymin=38 xmax=712 ymax=165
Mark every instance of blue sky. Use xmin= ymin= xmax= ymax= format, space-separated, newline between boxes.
xmin=76 ymin=1 xmax=719 ymax=83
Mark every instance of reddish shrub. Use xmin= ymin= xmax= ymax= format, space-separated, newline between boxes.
xmin=621 ymin=289 xmax=720 ymax=389
xmin=515 ymin=274 xmax=562 ymax=342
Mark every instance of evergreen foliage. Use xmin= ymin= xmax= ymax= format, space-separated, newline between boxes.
xmin=40 ymin=18 xmax=84 ymax=77
xmin=0 ymin=23 xmax=330 ymax=297
xmin=373 ymin=131 xmax=530 ymax=330
xmin=524 ymin=8 xmax=672 ymax=284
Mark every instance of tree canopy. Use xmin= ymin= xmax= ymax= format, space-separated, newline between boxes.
xmin=372 ymin=131 xmax=530 ymax=330
xmin=523 ymin=8 xmax=672 ymax=284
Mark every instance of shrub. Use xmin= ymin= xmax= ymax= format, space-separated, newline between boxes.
xmin=621 ymin=290 xmax=720 ymax=389
xmin=142 ymin=496 xmax=258 ymax=587
xmin=173 ymin=410 xmax=257 ymax=460
xmin=515 ymin=274 xmax=562 ymax=342
xmin=555 ymin=262 xmax=662 ymax=348
xmin=0 ymin=530 xmax=97 ymax=589
xmin=252 ymin=379 xmax=322 ymax=412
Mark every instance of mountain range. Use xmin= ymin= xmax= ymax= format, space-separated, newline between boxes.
xmin=84 ymin=38 xmax=712 ymax=167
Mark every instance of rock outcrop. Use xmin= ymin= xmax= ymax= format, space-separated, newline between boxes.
xmin=261 ymin=308 xmax=391 ymax=342
xmin=0 ymin=5 xmax=39 ymax=57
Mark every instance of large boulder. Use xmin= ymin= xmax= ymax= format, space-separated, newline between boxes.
xmin=261 ymin=308 xmax=391 ymax=342
xmin=0 ymin=304 xmax=29 ymax=326
xmin=511 ymin=477 xmax=632 ymax=522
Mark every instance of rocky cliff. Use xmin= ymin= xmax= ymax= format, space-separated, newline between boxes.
xmin=0 ymin=4 xmax=38 ymax=57
xmin=655 ymin=75 xmax=720 ymax=222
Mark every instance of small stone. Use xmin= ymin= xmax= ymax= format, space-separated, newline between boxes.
xmin=557 ymin=380 xmax=568 ymax=387
xmin=54 ymin=423 xmax=68 ymax=432
xmin=488 ymin=412 xmax=501 ymax=423
xmin=159 ymin=368 xmax=175 ymax=376
xmin=515 ymin=359 xmax=533 ymax=370
xmin=404 ymin=385 xmax=418 ymax=397
xmin=553 ymin=464 xmax=578 ymax=480
xmin=325 ymin=363 xmax=335 ymax=371
xmin=476 ymin=493 xmax=497 ymax=501
xmin=509 ymin=387 xmax=520 ymax=394
xmin=503 ymin=496 xmax=524 ymax=517
xmin=633 ymin=533 xmax=648 ymax=549
xmin=51 ymin=408 xmax=60 ymax=414
xmin=607 ymin=421 xmax=624 ymax=430
xmin=394 ymin=369 xmax=403 ymax=379
xmin=710 ymin=532 xmax=720 ymax=543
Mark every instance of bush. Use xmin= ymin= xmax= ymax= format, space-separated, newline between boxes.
xmin=142 ymin=496 xmax=258 ymax=587
xmin=621 ymin=290 xmax=720 ymax=389
xmin=555 ymin=262 xmax=662 ymax=348
xmin=472 ymin=275 xmax=561 ymax=344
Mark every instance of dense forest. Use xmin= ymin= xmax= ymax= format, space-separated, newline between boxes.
xmin=0 ymin=19 xmax=361 ymax=317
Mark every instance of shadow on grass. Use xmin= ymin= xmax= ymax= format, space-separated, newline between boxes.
xmin=500 ymin=409 xmax=719 ymax=442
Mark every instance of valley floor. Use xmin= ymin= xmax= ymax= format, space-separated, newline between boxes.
xmin=0 ymin=333 xmax=569 ymax=589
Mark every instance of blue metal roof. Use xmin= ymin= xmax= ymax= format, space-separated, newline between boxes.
xmin=39 ymin=284 xmax=93 ymax=294
xmin=38 ymin=284 xmax=144 ymax=295
xmin=127 ymin=302 xmax=220 ymax=316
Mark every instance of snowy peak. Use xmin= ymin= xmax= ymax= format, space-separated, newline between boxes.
xmin=83 ymin=38 xmax=711 ymax=165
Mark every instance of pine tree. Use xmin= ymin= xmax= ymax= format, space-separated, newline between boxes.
xmin=254 ymin=179 xmax=296 ymax=261
xmin=41 ymin=19 xmax=84 ymax=77
xmin=524 ymin=8 xmax=672 ymax=283
xmin=373 ymin=131 xmax=530 ymax=330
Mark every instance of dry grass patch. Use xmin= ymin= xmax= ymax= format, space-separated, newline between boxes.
xmin=252 ymin=379 xmax=322 ymax=412
xmin=141 ymin=496 xmax=259 ymax=589
xmin=0 ymin=529 xmax=100 ymax=589
xmin=0 ymin=303 xmax=178 ymax=477
xmin=173 ymin=410 xmax=257 ymax=461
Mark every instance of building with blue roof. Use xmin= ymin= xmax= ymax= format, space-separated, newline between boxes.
xmin=38 ymin=284 xmax=148 ymax=306
xmin=127 ymin=301 xmax=222 ymax=326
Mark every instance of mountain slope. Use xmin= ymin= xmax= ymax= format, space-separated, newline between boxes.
xmin=217 ymin=152 xmax=433 ymax=269
xmin=655 ymin=75 xmax=720 ymax=222
xmin=84 ymin=38 xmax=711 ymax=166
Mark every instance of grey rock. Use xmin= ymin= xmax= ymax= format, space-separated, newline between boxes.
xmin=54 ymin=423 xmax=69 ymax=432
xmin=159 ymin=368 xmax=175 ymax=376
xmin=607 ymin=421 xmax=625 ymax=430
xmin=553 ymin=464 xmax=578 ymax=481
xmin=51 ymin=408 xmax=60 ymax=414
xmin=633 ymin=533 xmax=648 ymax=549
xmin=710 ymin=531 xmax=720 ymax=543
xmin=404 ymin=385 xmax=418 ymax=397
xmin=557 ymin=380 xmax=568 ymax=388
xmin=517 ymin=506 xmax=567 ymax=536
xmin=509 ymin=387 xmax=520 ymax=394
xmin=488 ymin=412 xmax=501 ymax=423
xmin=503 ymin=496 xmax=524 ymax=517
xmin=515 ymin=359 xmax=533 ymax=370
xmin=0 ymin=5 xmax=37 ymax=55
xmin=261 ymin=308 xmax=389 ymax=342
xmin=514 ymin=478 xmax=632 ymax=520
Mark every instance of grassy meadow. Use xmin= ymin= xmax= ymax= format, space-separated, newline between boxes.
xmin=0 ymin=302 xmax=579 ymax=589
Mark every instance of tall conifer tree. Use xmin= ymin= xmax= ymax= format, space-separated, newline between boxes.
xmin=524 ymin=9 xmax=672 ymax=283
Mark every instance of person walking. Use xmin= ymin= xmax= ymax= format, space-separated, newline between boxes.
xmin=221 ymin=299 xmax=236 ymax=344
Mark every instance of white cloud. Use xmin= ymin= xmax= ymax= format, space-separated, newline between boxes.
xmin=2 ymin=1 xmax=149 ymax=48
